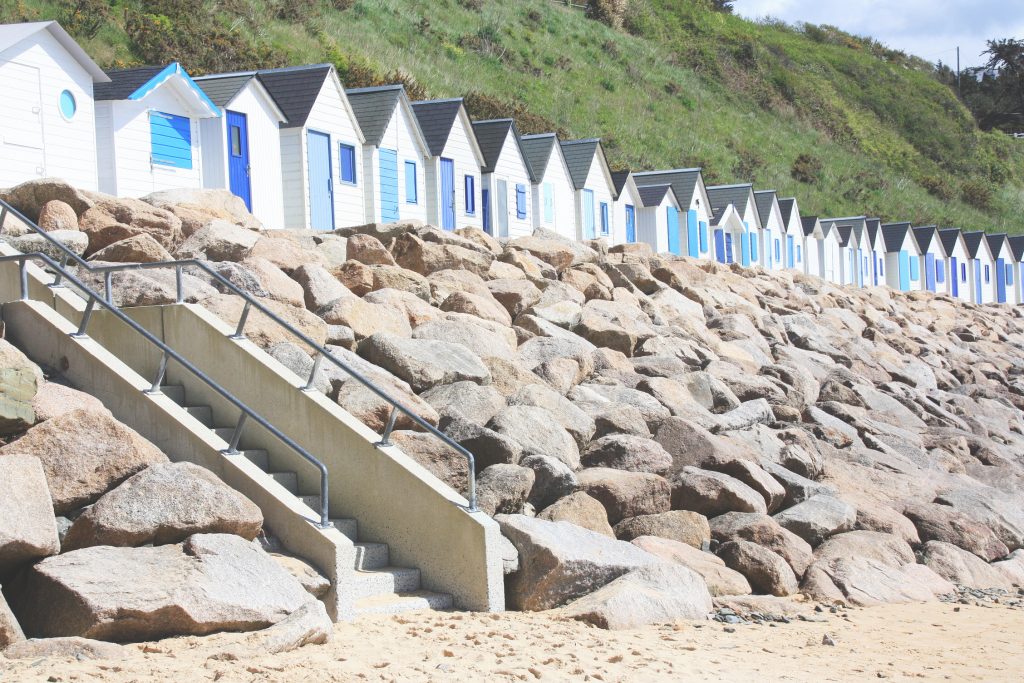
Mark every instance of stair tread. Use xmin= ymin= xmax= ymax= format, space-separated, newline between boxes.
xmin=354 ymin=590 xmax=453 ymax=615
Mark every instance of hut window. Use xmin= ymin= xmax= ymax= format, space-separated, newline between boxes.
xmin=59 ymin=90 xmax=76 ymax=120
xmin=150 ymin=111 xmax=192 ymax=169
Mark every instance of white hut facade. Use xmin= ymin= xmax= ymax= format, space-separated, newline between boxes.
xmin=633 ymin=184 xmax=683 ymax=254
xmin=911 ymin=226 xmax=945 ymax=294
xmin=0 ymin=21 xmax=108 ymax=191
xmin=881 ymin=223 xmax=923 ymax=292
xmin=473 ymin=119 xmax=533 ymax=239
xmin=194 ymin=73 xmax=287 ymax=229
xmin=346 ymin=85 xmax=430 ymax=226
xmin=633 ymin=168 xmax=713 ymax=261
xmin=412 ymin=98 xmax=485 ymax=231
xmin=865 ymin=219 xmax=887 ymax=287
xmin=520 ymin=133 xmax=575 ymax=240
xmin=610 ymin=171 xmax=642 ymax=247
xmin=777 ymin=198 xmax=805 ymax=271
xmin=94 ymin=63 xmax=220 ymax=198
xmin=937 ymin=229 xmax=971 ymax=302
xmin=800 ymin=216 xmax=824 ymax=280
xmin=707 ymin=184 xmax=761 ymax=267
xmin=561 ymin=139 xmax=616 ymax=242
xmin=963 ymin=231 xmax=997 ymax=304
xmin=754 ymin=190 xmax=785 ymax=271
xmin=987 ymin=233 xmax=1015 ymax=304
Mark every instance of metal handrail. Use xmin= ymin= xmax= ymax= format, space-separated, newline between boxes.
xmin=0 ymin=199 xmax=478 ymax=511
xmin=0 ymin=250 xmax=332 ymax=527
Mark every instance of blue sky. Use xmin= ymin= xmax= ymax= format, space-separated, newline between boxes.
xmin=735 ymin=0 xmax=1024 ymax=69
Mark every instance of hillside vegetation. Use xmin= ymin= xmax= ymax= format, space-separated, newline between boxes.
xmin=6 ymin=0 xmax=1024 ymax=231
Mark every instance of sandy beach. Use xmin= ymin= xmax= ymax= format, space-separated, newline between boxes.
xmin=3 ymin=600 xmax=1022 ymax=682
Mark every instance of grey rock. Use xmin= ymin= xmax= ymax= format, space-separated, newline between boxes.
xmin=716 ymin=540 xmax=799 ymax=597
xmin=537 ymin=492 xmax=615 ymax=538
xmin=577 ymin=468 xmax=672 ymax=526
xmin=509 ymin=384 xmax=596 ymax=449
xmin=0 ymin=455 xmax=59 ymax=574
xmin=476 ymin=464 xmax=536 ymax=516
xmin=582 ymin=434 xmax=673 ymax=475
xmin=488 ymin=405 xmax=581 ymax=470
xmin=613 ymin=510 xmax=711 ymax=548
xmin=358 ymin=333 xmax=491 ymax=393
xmin=423 ymin=381 xmax=507 ymax=425
xmin=0 ymin=339 xmax=40 ymax=435
xmin=760 ymin=459 xmax=837 ymax=507
xmin=773 ymin=495 xmax=857 ymax=547
xmin=671 ymin=467 xmax=768 ymax=517
xmin=631 ymin=535 xmax=752 ymax=596
xmin=709 ymin=512 xmax=813 ymax=578
xmin=918 ymin=540 xmax=1016 ymax=590
xmin=521 ymin=455 xmax=578 ymax=510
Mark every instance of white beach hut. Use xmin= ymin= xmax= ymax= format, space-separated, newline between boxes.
xmin=937 ymin=228 xmax=971 ymax=302
xmin=754 ymin=190 xmax=785 ymax=271
xmin=520 ymin=133 xmax=575 ymax=240
xmin=963 ymin=231 xmax=997 ymax=304
xmin=881 ymin=222 xmax=923 ymax=292
xmin=633 ymin=168 xmax=713 ymax=261
xmin=0 ymin=21 xmax=109 ymax=191
xmin=473 ymin=119 xmax=533 ymax=239
xmin=560 ymin=138 xmax=616 ymax=242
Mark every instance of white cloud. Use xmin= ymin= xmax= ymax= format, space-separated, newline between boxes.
xmin=734 ymin=0 xmax=1024 ymax=68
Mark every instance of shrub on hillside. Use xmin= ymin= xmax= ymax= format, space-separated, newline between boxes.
xmin=919 ymin=175 xmax=956 ymax=201
xmin=960 ymin=180 xmax=994 ymax=210
xmin=463 ymin=91 xmax=569 ymax=137
xmin=585 ymin=0 xmax=628 ymax=30
xmin=791 ymin=153 xmax=823 ymax=184
xmin=59 ymin=0 xmax=111 ymax=40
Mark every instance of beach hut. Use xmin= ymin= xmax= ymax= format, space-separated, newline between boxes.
xmin=910 ymin=225 xmax=945 ymax=293
xmin=257 ymin=64 xmax=365 ymax=231
xmin=1008 ymin=235 xmax=1024 ymax=305
xmin=881 ymin=222 xmax=922 ymax=292
xmin=345 ymin=85 xmax=430 ymax=226
xmin=520 ymin=133 xmax=575 ymax=239
xmin=865 ymin=218 xmax=887 ymax=287
xmin=801 ymin=216 xmax=824 ymax=279
xmin=560 ymin=138 xmax=616 ymax=242
xmin=193 ymin=72 xmax=287 ymax=228
xmin=610 ymin=171 xmax=641 ymax=246
xmin=633 ymin=168 xmax=713 ymax=261
xmin=937 ymin=228 xmax=971 ymax=302
xmin=411 ymin=98 xmax=485 ymax=231
xmin=706 ymin=184 xmax=762 ymax=267
xmin=830 ymin=223 xmax=856 ymax=286
xmin=823 ymin=217 xmax=868 ymax=287
xmin=0 ymin=21 xmax=109 ymax=191
xmin=777 ymin=197 xmax=805 ymax=271
xmin=986 ymin=233 xmax=1015 ymax=304
xmin=819 ymin=221 xmax=843 ymax=284
xmin=94 ymin=63 xmax=219 ymax=198
xmin=633 ymin=184 xmax=683 ymax=254
xmin=754 ymin=190 xmax=785 ymax=271
xmin=472 ymin=119 xmax=533 ymax=239
xmin=963 ymin=231 xmax=997 ymax=304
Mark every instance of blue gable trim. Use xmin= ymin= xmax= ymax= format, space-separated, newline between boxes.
xmin=129 ymin=63 xmax=221 ymax=117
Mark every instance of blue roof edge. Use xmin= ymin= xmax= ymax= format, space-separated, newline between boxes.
xmin=129 ymin=63 xmax=222 ymax=117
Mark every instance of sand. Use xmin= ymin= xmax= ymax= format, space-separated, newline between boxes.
xmin=3 ymin=600 xmax=1022 ymax=682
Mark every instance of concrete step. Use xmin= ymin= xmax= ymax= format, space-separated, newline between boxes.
xmin=354 ymin=542 xmax=389 ymax=570
xmin=330 ymin=518 xmax=358 ymax=542
xmin=161 ymin=384 xmax=185 ymax=405
xmin=241 ymin=449 xmax=269 ymax=470
xmin=351 ymin=567 xmax=421 ymax=599
xmin=185 ymin=405 xmax=213 ymax=427
xmin=213 ymin=426 xmax=237 ymax=442
xmin=269 ymin=471 xmax=298 ymax=494
xmin=353 ymin=590 xmax=454 ymax=616
xmin=299 ymin=494 xmax=321 ymax=511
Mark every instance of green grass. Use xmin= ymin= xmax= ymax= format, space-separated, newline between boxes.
xmin=6 ymin=0 xmax=1024 ymax=232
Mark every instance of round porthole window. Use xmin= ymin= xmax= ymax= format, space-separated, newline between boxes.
xmin=59 ymin=90 xmax=77 ymax=120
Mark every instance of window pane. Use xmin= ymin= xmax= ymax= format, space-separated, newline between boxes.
xmin=230 ymin=126 xmax=242 ymax=156
xmin=405 ymin=161 xmax=417 ymax=203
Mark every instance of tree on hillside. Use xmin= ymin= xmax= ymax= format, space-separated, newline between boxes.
xmin=709 ymin=0 xmax=735 ymax=13
xmin=955 ymin=38 xmax=1024 ymax=132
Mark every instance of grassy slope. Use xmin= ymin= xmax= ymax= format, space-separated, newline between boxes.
xmin=8 ymin=0 xmax=1024 ymax=231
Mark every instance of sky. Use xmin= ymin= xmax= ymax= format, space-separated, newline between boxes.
xmin=735 ymin=0 xmax=1024 ymax=69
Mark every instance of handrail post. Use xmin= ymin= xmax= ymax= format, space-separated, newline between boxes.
xmin=318 ymin=472 xmax=331 ymax=529
xmin=0 ymin=206 xmax=7 ymax=233
xmin=465 ymin=450 xmax=477 ymax=512
xmin=50 ymin=253 xmax=69 ymax=288
xmin=377 ymin=407 xmax=399 ymax=447
xmin=103 ymin=271 xmax=113 ymax=306
xmin=230 ymin=300 xmax=252 ymax=340
xmin=18 ymin=257 xmax=28 ymax=300
xmin=303 ymin=352 xmax=324 ymax=392
xmin=224 ymin=412 xmax=248 ymax=455
xmin=144 ymin=350 xmax=169 ymax=395
xmin=72 ymin=296 xmax=96 ymax=338
xmin=174 ymin=264 xmax=184 ymax=304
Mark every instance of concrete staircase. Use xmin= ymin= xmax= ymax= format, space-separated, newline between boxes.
xmin=163 ymin=382 xmax=453 ymax=616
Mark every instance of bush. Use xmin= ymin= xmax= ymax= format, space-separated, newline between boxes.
xmin=919 ymin=175 xmax=955 ymax=201
xmin=463 ymin=91 xmax=568 ymax=137
xmin=791 ymin=153 xmax=823 ymax=184
xmin=585 ymin=0 xmax=628 ymax=30
xmin=961 ymin=180 xmax=994 ymax=210
xmin=59 ymin=0 xmax=111 ymax=40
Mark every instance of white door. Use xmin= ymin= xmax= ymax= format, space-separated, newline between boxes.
xmin=496 ymin=178 xmax=509 ymax=238
xmin=0 ymin=61 xmax=45 ymax=185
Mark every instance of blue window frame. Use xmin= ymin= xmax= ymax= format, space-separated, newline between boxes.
xmin=936 ymin=259 xmax=945 ymax=284
xmin=464 ymin=175 xmax=476 ymax=215
xmin=543 ymin=182 xmax=554 ymax=223
xmin=599 ymin=202 xmax=609 ymax=235
xmin=796 ymin=245 xmax=802 ymax=262
xmin=516 ymin=184 xmax=527 ymax=220
xmin=909 ymin=256 xmax=919 ymax=281
xmin=699 ymin=221 xmax=708 ymax=252
xmin=339 ymin=143 xmax=357 ymax=184
xmin=404 ymin=161 xmax=417 ymax=204
xmin=879 ymin=261 xmax=884 ymax=276
xmin=985 ymin=264 xmax=990 ymax=283
xmin=774 ymin=238 xmax=780 ymax=261
xmin=150 ymin=111 xmax=192 ymax=169
xmin=750 ymin=231 xmax=758 ymax=261
xmin=1008 ymin=264 xmax=1015 ymax=285
xmin=961 ymin=263 xmax=967 ymax=281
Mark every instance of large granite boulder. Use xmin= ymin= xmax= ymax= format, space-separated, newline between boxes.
xmin=0 ymin=339 xmax=42 ymax=435
xmin=0 ymin=455 xmax=59 ymax=574
xmin=613 ymin=510 xmax=711 ymax=549
xmin=709 ymin=512 xmax=813 ymax=578
xmin=670 ymin=467 xmax=768 ymax=517
xmin=8 ymin=534 xmax=312 ymax=641
xmin=0 ymin=408 xmax=168 ymax=515
xmin=498 ymin=514 xmax=658 ymax=611
xmin=716 ymin=540 xmax=798 ymax=597
xmin=772 ymin=495 xmax=857 ymax=547
xmin=560 ymin=564 xmax=713 ymax=629
xmin=63 ymin=462 xmax=263 ymax=550
xmin=577 ymin=468 xmax=672 ymax=525
xmin=918 ymin=541 xmax=1016 ymax=590
xmin=537 ymin=492 xmax=615 ymax=538
xmin=903 ymin=502 xmax=1009 ymax=562
xmin=631 ymin=536 xmax=752 ymax=596
xmin=358 ymin=333 xmax=490 ymax=393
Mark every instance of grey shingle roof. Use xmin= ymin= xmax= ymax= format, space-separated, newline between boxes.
xmin=257 ymin=64 xmax=333 ymax=129
xmin=835 ymin=224 xmax=853 ymax=247
xmin=194 ymin=74 xmax=253 ymax=108
xmin=636 ymin=184 xmax=672 ymax=208
xmin=881 ymin=222 xmax=912 ymax=251
xmin=345 ymin=85 xmax=403 ymax=147
xmin=777 ymin=197 xmax=796 ymax=226
xmin=938 ymin=228 xmax=962 ymax=255
xmin=94 ymin=66 xmax=164 ymax=100
xmin=1008 ymin=235 xmax=1024 ymax=261
xmin=520 ymin=134 xmax=558 ymax=181
xmin=912 ymin=225 xmax=937 ymax=252
xmin=633 ymin=169 xmax=703 ymax=212
xmin=866 ymin=218 xmax=881 ymax=245
xmin=801 ymin=216 xmax=819 ymax=237
xmin=706 ymin=184 xmax=753 ymax=223
xmin=411 ymin=99 xmax=465 ymax=157
xmin=560 ymin=139 xmax=602 ymax=191
xmin=963 ymin=231 xmax=986 ymax=258
xmin=753 ymin=190 xmax=777 ymax=227
xmin=610 ymin=171 xmax=631 ymax=196
xmin=986 ymin=232 xmax=1007 ymax=256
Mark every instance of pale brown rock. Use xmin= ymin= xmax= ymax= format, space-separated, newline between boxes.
xmin=88 ymin=234 xmax=172 ymax=263
xmin=37 ymin=199 xmax=79 ymax=232
xmin=0 ymin=455 xmax=59 ymax=573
